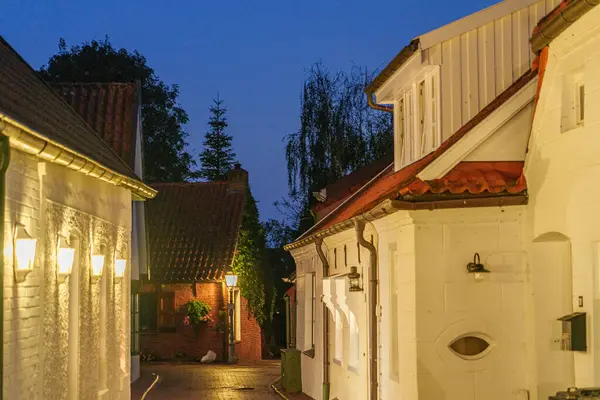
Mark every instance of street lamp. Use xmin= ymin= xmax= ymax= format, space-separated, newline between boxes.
xmin=225 ymin=271 xmax=238 ymax=364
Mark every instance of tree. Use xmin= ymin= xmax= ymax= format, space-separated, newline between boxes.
xmin=284 ymin=62 xmax=393 ymax=234
xmin=199 ymin=97 xmax=236 ymax=181
xmin=39 ymin=37 xmax=197 ymax=182
xmin=232 ymin=187 xmax=267 ymax=325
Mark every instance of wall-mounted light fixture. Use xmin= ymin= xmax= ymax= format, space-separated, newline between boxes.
xmin=348 ymin=266 xmax=363 ymax=292
xmin=91 ymin=247 xmax=105 ymax=283
xmin=57 ymin=235 xmax=75 ymax=283
xmin=14 ymin=223 xmax=37 ymax=282
xmin=114 ymin=258 xmax=127 ymax=279
xmin=466 ymin=253 xmax=490 ymax=282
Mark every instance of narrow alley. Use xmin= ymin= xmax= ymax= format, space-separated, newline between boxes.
xmin=132 ymin=361 xmax=282 ymax=400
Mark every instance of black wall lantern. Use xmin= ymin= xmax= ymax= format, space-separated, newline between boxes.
xmin=348 ymin=266 xmax=363 ymax=292
xmin=466 ymin=253 xmax=490 ymax=282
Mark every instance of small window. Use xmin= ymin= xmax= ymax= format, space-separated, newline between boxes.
xmin=311 ymin=273 xmax=316 ymax=349
xmin=139 ymin=293 xmax=157 ymax=333
xmin=576 ymin=82 xmax=585 ymax=126
xmin=449 ymin=334 xmax=491 ymax=359
xmin=131 ymin=294 xmax=140 ymax=354
xmin=159 ymin=292 xmax=176 ymax=332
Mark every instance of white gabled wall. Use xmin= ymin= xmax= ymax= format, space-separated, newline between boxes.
xmin=4 ymin=149 xmax=132 ymax=400
xmin=526 ymin=6 xmax=600 ymax=395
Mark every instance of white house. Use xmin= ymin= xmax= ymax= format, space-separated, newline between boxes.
xmin=54 ymin=81 xmax=150 ymax=383
xmin=285 ymin=1 xmax=600 ymax=399
xmin=0 ymin=36 xmax=156 ymax=400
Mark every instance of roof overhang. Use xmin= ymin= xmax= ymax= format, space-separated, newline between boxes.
xmin=284 ymin=194 xmax=527 ymax=251
xmin=1 ymin=113 xmax=157 ymax=200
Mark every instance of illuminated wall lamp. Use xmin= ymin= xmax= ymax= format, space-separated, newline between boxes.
xmin=114 ymin=258 xmax=127 ymax=280
xmin=14 ymin=223 xmax=37 ymax=283
xmin=467 ymin=253 xmax=490 ymax=282
xmin=91 ymin=251 xmax=105 ymax=283
xmin=57 ymin=235 xmax=75 ymax=283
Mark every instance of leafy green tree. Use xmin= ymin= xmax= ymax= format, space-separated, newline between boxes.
xmin=284 ymin=62 xmax=393 ymax=234
xmin=232 ymin=187 xmax=267 ymax=325
xmin=199 ymin=97 xmax=236 ymax=181
xmin=39 ymin=37 xmax=197 ymax=182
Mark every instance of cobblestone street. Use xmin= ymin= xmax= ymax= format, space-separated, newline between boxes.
xmin=132 ymin=361 xmax=282 ymax=400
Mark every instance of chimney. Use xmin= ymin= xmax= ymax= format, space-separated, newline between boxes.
xmin=227 ymin=163 xmax=248 ymax=193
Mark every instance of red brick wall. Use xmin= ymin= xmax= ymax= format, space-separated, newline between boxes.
xmin=237 ymin=296 xmax=262 ymax=360
xmin=139 ymin=282 xmax=262 ymax=361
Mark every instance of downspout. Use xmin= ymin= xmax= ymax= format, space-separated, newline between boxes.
xmin=315 ymin=238 xmax=330 ymax=400
xmin=355 ymin=220 xmax=379 ymax=400
xmin=0 ymin=135 xmax=10 ymax=400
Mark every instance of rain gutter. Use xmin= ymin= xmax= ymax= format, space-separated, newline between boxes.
xmin=531 ymin=0 xmax=600 ymax=55
xmin=0 ymin=114 xmax=157 ymax=200
xmin=364 ymin=39 xmax=420 ymax=113
xmin=284 ymin=195 xmax=528 ymax=251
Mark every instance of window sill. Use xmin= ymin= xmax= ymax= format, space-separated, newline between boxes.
xmin=303 ymin=348 xmax=315 ymax=358
xmin=347 ymin=364 xmax=359 ymax=375
xmin=333 ymin=358 xmax=343 ymax=366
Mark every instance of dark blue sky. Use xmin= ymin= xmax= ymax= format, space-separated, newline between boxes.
xmin=1 ymin=0 xmax=496 ymax=221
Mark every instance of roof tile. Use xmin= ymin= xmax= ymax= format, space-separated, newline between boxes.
xmin=147 ymin=182 xmax=245 ymax=282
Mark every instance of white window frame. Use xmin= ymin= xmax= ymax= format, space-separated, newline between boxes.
xmin=396 ymin=66 xmax=441 ymax=170
xmin=334 ymin=310 xmax=343 ymax=363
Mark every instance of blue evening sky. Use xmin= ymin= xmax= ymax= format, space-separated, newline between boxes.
xmin=1 ymin=0 xmax=496 ymax=221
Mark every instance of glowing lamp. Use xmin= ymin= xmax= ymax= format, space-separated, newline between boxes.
xmin=114 ymin=259 xmax=127 ymax=279
xmin=91 ymin=254 xmax=105 ymax=279
xmin=57 ymin=236 xmax=75 ymax=283
xmin=225 ymin=272 xmax=238 ymax=288
xmin=14 ymin=223 xmax=36 ymax=282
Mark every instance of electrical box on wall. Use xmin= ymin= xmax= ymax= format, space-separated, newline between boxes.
xmin=557 ymin=312 xmax=586 ymax=351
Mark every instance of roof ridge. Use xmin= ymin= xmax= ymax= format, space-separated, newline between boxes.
xmin=52 ymin=81 xmax=137 ymax=87
xmin=151 ymin=181 xmax=229 ymax=186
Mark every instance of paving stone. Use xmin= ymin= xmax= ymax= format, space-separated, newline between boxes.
xmin=132 ymin=361 xmax=282 ymax=400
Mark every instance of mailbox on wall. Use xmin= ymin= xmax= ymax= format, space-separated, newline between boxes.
xmin=558 ymin=312 xmax=587 ymax=351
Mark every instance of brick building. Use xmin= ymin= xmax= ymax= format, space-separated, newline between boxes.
xmin=139 ymin=169 xmax=262 ymax=361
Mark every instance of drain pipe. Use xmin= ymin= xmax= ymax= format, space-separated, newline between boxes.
xmin=355 ymin=220 xmax=379 ymax=400
xmin=315 ymin=238 xmax=330 ymax=400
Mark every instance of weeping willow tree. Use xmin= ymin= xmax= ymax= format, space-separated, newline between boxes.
xmin=283 ymin=62 xmax=393 ymax=233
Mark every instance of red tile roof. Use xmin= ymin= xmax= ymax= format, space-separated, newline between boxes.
xmin=400 ymin=161 xmax=526 ymax=196
xmin=53 ymin=83 xmax=139 ymax=170
xmin=147 ymin=181 xmax=245 ymax=282
xmin=0 ymin=36 xmax=140 ymax=182
xmin=313 ymin=154 xmax=393 ymax=221
xmin=298 ymin=70 xmax=536 ymax=239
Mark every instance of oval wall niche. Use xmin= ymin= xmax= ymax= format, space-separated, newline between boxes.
xmin=448 ymin=334 xmax=491 ymax=359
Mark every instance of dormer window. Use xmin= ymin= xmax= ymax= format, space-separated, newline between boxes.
xmin=395 ymin=67 xmax=441 ymax=170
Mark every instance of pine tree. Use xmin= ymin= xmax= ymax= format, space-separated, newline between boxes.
xmin=199 ymin=97 xmax=236 ymax=181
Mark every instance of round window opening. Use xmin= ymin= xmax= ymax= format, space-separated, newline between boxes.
xmin=449 ymin=334 xmax=491 ymax=359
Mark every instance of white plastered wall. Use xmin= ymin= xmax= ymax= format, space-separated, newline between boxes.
xmin=4 ymin=149 xmax=132 ymax=400
xmin=375 ymin=206 xmax=530 ymax=400
xmin=525 ymin=6 xmax=600 ymax=396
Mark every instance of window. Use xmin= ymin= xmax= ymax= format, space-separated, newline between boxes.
xmin=561 ymin=68 xmax=585 ymax=132
xmin=334 ymin=310 xmax=343 ymax=363
xmin=449 ymin=334 xmax=491 ymax=359
xmin=131 ymin=293 xmax=140 ymax=355
xmin=159 ymin=292 xmax=176 ymax=332
xmin=139 ymin=293 xmax=157 ymax=332
xmin=311 ymin=273 xmax=316 ymax=349
xmin=576 ymin=81 xmax=585 ymax=126
xmin=396 ymin=67 xmax=441 ymax=169
xmin=349 ymin=312 xmax=360 ymax=371
xmin=234 ymin=289 xmax=241 ymax=341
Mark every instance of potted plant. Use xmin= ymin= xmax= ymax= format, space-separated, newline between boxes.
xmin=184 ymin=300 xmax=212 ymax=336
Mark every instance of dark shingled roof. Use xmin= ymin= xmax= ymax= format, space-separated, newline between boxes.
xmin=147 ymin=181 xmax=246 ymax=282
xmin=52 ymin=82 xmax=139 ymax=170
xmin=0 ymin=36 xmax=139 ymax=181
